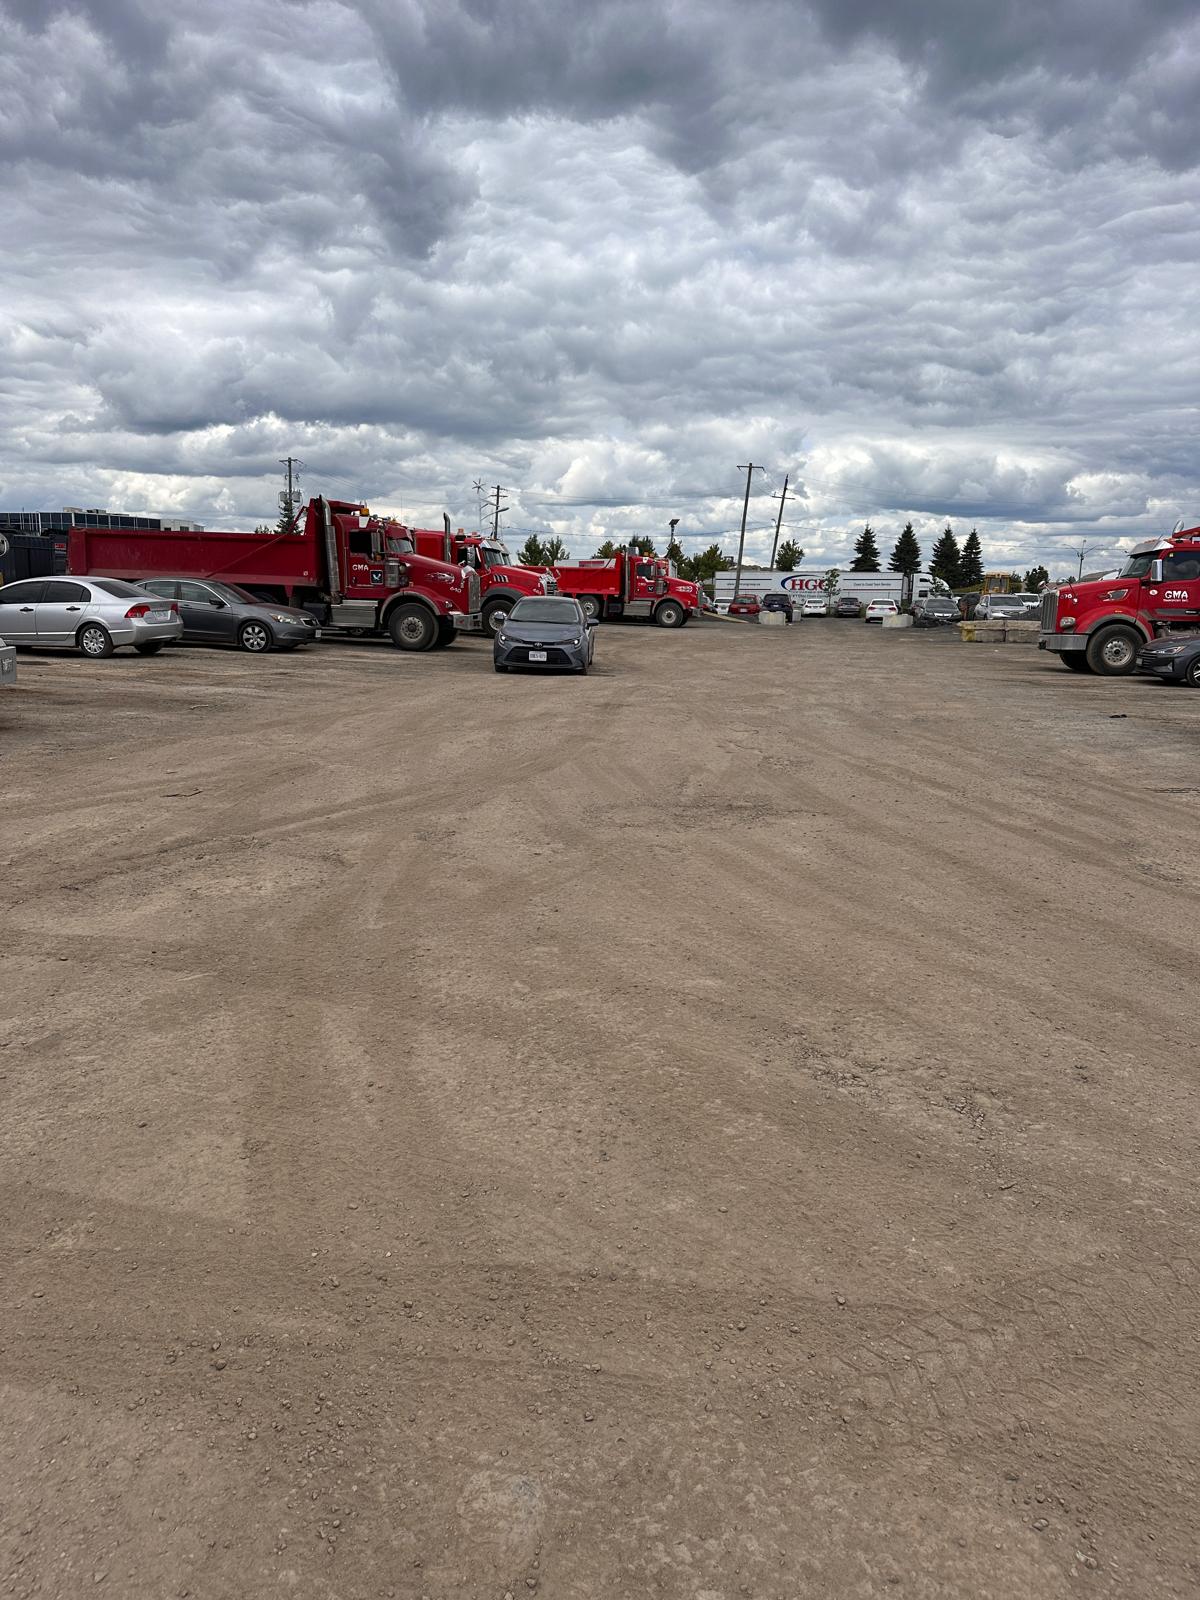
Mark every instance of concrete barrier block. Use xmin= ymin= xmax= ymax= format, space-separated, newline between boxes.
xmin=882 ymin=614 xmax=913 ymax=629
xmin=758 ymin=609 xmax=787 ymax=626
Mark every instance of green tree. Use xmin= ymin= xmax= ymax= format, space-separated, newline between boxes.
xmin=691 ymin=544 xmax=733 ymax=582
xmin=632 ymin=536 xmax=657 ymax=556
xmin=850 ymin=523 xmax=882 ymax=571
xmin=254 ymin=524 xmax=272 ymax=535
xmin=1024 ymin=565 xmax=1050 ymax=591
xmin=540 ymin=535 xmax=568 ymax=563
xmin=821 ymin=567 xmax=840 ymax=598
xmin=888 ymin=521 xmax=922 ymax=574
xmin=929 ymin=524 xmax=962 ymax=589
xmin=775 ymin=538 xmax=804 ymax=571
xmin=518 ymin=534 xmax=546 ymax=566
xmin=664 ymin=536 xmax=686 ymax=571
xmin=960 ymin=527 xmax=985 ymax=588
xmin=594 ymin=539 xmax=618 ymax=558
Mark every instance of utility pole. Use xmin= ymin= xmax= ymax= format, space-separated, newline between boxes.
xmin=473 ymin=479 xmax=486 ymax=534
xmin=733 ymin=462 xmax=763 ymax=601
xmin=278 ymin=456 xmax=302 ymax=529
xmin=768 ymin=473 xmax=789 ymax=570
xmin=491 ymin=485 xmax=509 ymax=540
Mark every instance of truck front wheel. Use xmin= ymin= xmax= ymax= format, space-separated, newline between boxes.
xmin=655 ymin=600 xmax=686 ymax=629
xmin=482 ymin=600 xmax=511 ymax=637
xmin=388 ymin=605 xmax=438 ymax=652
xmin=1085 ymin=625 xmax=1141 ymax=676
xmin=1062 ymin=653 xmax=1092 ymax=672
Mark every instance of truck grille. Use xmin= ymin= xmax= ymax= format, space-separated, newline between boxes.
xmin=1040 ymin=591 xmax=1057 ymax=632
xmin=466 ymin=570 xmax=481 ymax=613
xmin=543 ymin=575 xmax=558 ymax=593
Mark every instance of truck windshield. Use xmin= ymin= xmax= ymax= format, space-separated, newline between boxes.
xmin=386 ymin=535 xmax=414 ymax=555
xmin=1119 ymin=552 xmax=1156 ymax=578
xmin=479 ymin=547 xmax=508 ymax=569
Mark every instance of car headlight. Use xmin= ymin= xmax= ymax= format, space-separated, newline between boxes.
xmin=269 ymin=612 xmax=298 ymax=625
xmin=1152 ymin=642 xmax=1188 ymax=656
xmin=497 ymin=633 xmax=512 ymax=646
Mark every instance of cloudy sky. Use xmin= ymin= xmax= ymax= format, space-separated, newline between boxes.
xmin=2 ymin=0 xmax=1197 ymax=573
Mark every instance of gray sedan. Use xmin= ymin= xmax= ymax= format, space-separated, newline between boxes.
xmin=494 ymin=595 xmax=596 ymax=674
xmin=0 ymin=575 xmax=182 ymax=657
xmin=137 ymin=578 xmax=319 ymax=652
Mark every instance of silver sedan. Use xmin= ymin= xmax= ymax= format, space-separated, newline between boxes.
xmin=0 ymin=576 xmax=183 ymax=657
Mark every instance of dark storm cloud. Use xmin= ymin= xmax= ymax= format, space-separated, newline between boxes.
xmin=0 ymin=0 xmax=1198 ymax=570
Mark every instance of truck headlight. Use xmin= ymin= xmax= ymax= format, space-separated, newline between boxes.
xmin=1060 ymin=616 xmax=1076 ymax=630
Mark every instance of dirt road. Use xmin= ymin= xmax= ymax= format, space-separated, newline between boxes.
xmin=2 ymin=623 xmax=1198 ymax=1599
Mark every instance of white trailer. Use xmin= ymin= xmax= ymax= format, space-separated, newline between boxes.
xmin=713 ymin=568 xmax=943 ymax=612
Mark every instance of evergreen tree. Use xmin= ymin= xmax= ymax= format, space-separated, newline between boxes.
xmin=664 ymin=536 xmax=686 ymax=571
xmin=541 ymin=535 xmax=568 ymax=562
xmin=594 ymin=539 xmax=618 ymax=558
xmin=929 ymin=524 xmax=963 ymax=589
xmin=517 ymin=534 xmax=546 ymax=566
xmin=1024 ymin=565 xmax=1050 ymax=592
xmin=888 ymin=521 xmax=922 ymax=574
xmin=850 ymin=523 xmax=882 ymax=571
xmin=960 ymin=527 xmax=985 ymax=588
xmin=632 ymin=536 xmax=657 ymax=556
xmin=691 ymin=544 xmax=733 ymax=582
xmin=775 ymin=538 xmax=804 ymax=571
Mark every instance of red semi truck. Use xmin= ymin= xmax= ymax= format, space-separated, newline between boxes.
xmin=65 ymin=497 xmax=483 ymax=651
xmin=408 ymin=522 xmax=554 ymax=636
xmin=552 ymin=547 xmax=702 ymax=626
xmin=1038 ymin=521 xmax=1200 ymax=674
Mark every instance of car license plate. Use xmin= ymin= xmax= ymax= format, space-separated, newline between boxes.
xmin=313 ymin=628 xmax=322 ymax=640
xmin=147 ymin=609 xmax=171 ymax=622
xmin=528 ymin=649 xmax=548 ymax=662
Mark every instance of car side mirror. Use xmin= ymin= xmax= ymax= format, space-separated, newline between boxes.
xmin=1149 ymin=560 xmax=1163 ymax=583
xmin=586 ymin=618 xmax=599 ymax=627
xmin=211 ymin=598 xmax=227 ymax=608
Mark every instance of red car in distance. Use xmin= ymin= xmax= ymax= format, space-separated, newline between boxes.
xmin=727 ymin=594 xmax=761 ymax=618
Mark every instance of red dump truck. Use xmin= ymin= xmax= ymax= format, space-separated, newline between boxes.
xmin=552 ymin=547 xmax=702 ymax=626
xmin=408 ymin=522 xmax=554 ymax=636
xmin=1038 ymin=522 xmax=1200 ymax=674
xmin=64 ymin=497 xmax=483 ymax=651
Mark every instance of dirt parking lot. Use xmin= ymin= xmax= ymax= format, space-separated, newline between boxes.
xmin=2 ymin=621 xmax=1198 ymax=1600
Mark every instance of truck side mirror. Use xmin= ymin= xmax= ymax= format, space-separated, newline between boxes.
xmin=1150 ymin=559 xmax=1163 ymax=582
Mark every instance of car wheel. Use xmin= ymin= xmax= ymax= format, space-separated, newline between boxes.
xmin=579 ymin=595 xmax=603 ymax=622
xmin=387 ymin=604 xmax=437 ymax=651
xmin=1185 ymin=657 xmax=1200 ymax=688
xmin=1085 ymin=624 xmax=1141 ymax=676
xmin=1062 ymin=654 xmax=1092 ymax=672
xmin=238 ymin=620 xmax=272 ymax=653
xmin=134 ymin=642 xmax=164 ymax=656
xmin=655 ymin=599 xmax=685 ymax=628
xmin=78 ymin=622 xmax=114 ymax=658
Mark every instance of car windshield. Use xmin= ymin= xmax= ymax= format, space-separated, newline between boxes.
xmin=509 ymin=599 xmax=581 ymax=624
xmin=205 ymin=581 xmax=260 ymax=604
xmin=89 ymin=577 xmax=155 ymax=599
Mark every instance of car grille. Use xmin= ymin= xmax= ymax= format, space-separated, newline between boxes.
xmin=1040 ymin=592 xmax=1057 ymax=632
xmin=510 ymin=646 xmax=572 ymax=665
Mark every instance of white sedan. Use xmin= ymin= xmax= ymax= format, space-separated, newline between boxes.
xmin=801 ymin=596 xmax=828 ymax=616
xmin=864 ymin=599 xmax=899 ymax=623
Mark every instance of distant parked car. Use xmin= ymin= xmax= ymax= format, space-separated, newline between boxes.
xmin=0 ymin=576 xmax=182 ymax=657
xmin=802 ymin=595 xmax=828 ymax=617
xmin=494 ymin=595 xmax=596 ymax=674
xmin=864 ymin=599 xmax=899 ymax=623
xmin=833 ymin=595 xmax=862 ymax=617
xmin=759 ymin=592 xmax=795 ymax=622
xmin=1138 ymin=633 xmax=1200 ymax=686
xmin=137 ymin=577 xmax=319 ymax=652
xmin=727 ymin=594 xmax=761 ymax=618
xmin=913 ymin=596 xmax=960 ymax=627
xmin=974 ymin=593 xmax=1038 ymax=620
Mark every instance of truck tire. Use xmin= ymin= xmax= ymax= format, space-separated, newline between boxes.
xmin=655 ymin=599 xmax=686 ymax=629
xmin=1085 ymin=624 xmax=1141 ymax=676
xmin=482 ymin=599 xmax=511 ymax=637
xmin=388 ymin=604 xmax=437 ymax=652
xmin=1062 ymin=653 xmax=1091 ymax=672
xmin=579 ymin=595 xmax=603 ymax=622
xmin=432 ymin=616 xmax=456 ymax=649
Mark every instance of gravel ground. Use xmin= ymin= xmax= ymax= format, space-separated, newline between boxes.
xmin=2 ymin=621 xmax=1198 ymax=1600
